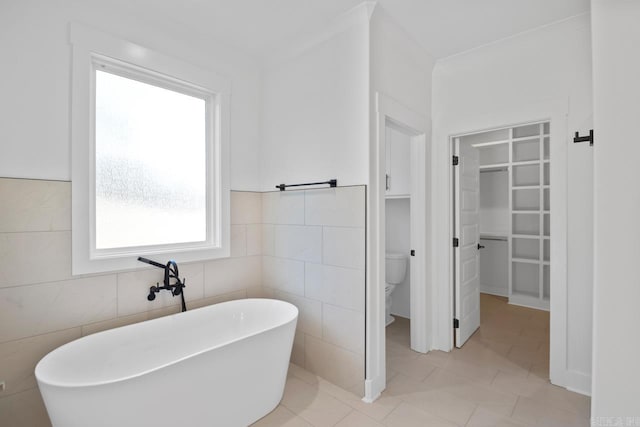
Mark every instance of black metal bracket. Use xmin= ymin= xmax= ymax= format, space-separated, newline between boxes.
xmin=276 ymin=179 xmax=337 ymax=191
xmin=573 ymin=129 xmax=594 ymax=146
xmin=137 ymin=257 xmax=187 ymax=312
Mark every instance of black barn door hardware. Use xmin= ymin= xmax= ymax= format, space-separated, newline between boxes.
xmin=276 ymin=179 xmax=337 ymax=191
xmin=573 ymin=129 xmax=594 ymax=146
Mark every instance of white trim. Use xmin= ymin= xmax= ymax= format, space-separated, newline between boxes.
xmin=70 ymin=23 xmax=230 ymax=275
xmin=365 ymin=92 xmax=429 ymax=402
xmin=432 ymin=97 xmax=578 ymax=391
xmin=264 ymin=2 xmax=376 ymax=69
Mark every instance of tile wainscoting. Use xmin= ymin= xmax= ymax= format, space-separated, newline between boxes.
xmin=0 ymin=178 xmax=366 ymax=426
xmin=262 ymin=187 xmax=366 ymax=395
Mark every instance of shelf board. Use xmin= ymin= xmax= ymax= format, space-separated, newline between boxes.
xmin=512 ymin=234 xmax=539 ymax=239
xmin=480 ymin=231 xmax=508 ymax=238
xmin=512 ymin=160 xmax=539 ymax=166
xmin=512 ymin=185 xmax=540 ymax=190
xmin=512 ymin=210 xmax=540 ymax=214
xmin=471 ymin=139 xmax=510 ymax=148
xmin=480 ymin=163 xmax=509 ymax=170
xmin=512 ymin=258 xmax=540 ymax=264
xmin=480 ymin=233 xmax=508 ymax=242
xmin=512 ymin=134 xmax=549 ymax=143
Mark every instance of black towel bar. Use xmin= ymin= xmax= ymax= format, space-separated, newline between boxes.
xmin=276 ymin=179 xmax=337 ymax=191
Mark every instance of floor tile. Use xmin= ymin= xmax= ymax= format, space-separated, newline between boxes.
xmin=465 ymin=406 xmax=526 ymax=427
xmin=257 ymin=294 xmax=590 ymax=427
xmin=335 ymin=411 xmax=384 ymax=427
xmin=382 ymin=402 xmax=459 ymax=427
xmin=280 ymin=377 xmax=353 ymax=427
xmin=511 ymin=396 xmax=589 ymax=426
xmin=401 ymin=388 xmax=476 ymax=425
xmin=252 ymin=406 xmax=313 ymax=427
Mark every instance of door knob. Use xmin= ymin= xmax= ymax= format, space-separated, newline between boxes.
xmin=477 ymin=243 xmax=485 ymax=250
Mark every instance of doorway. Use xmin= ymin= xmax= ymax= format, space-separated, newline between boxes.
xmin=365 ymin=93 xmax=429 ymax=402
xmin=452 ymin=121 xmax=552 ymax=375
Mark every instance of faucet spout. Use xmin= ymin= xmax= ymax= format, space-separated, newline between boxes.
xmin=137 ymin=257 xmax=187 ymax=312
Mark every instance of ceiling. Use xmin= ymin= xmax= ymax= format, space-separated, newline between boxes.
xmin=108 ymin=0 xmax=590 ymax=60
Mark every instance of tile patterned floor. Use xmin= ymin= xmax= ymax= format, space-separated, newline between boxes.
xmin=253 ymin=294 xmax=590 ymax=426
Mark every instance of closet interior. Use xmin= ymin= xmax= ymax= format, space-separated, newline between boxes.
xmin=464 ymin=122 xmax=550 ymax=311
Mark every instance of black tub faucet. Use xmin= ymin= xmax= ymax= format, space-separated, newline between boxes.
xmin=137 ymin=257 xmax=187 ymax=312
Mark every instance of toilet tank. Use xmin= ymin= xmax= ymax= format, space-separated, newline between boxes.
xmin=385 ymin=252 xmax=407 ymax=284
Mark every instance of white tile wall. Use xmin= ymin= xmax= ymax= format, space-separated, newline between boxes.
xmin=262 ymin=186 xmax=366 ymax=396
xmin=0 ymin=275 xmax=117 ymax=342
xmin=274 ymin=290 xmax=322 ymax=338
xmin=323 ymin=226 xmax=366 ymax=269
xmin=203 ymin=255 xmax=262 ymax=297
xmin=305 ymin=263 xmax=365 ymax=312
xmin=0 ymin=178 xmax=70 ymax=233
xmin=274 ymin=225 xmax=322 ymax=262
xmin=304 ymin=186 xmax=366 ymax=227
xmin=0 ymin=231 xmax=71 ymax=288
xmin=246 ymin=224 xmax=263 ymax=256
xmin=0 ymin=327 xmax=81 ymax=398
xmin=0 ymin=179 xmax=266 ymax=424
xmin=263 ymin=256 xmax=305 ymax=296
xmin=262 ymin=224 xmax=275 ymax=255
xmin=262 ymin=191 xmax=305 ymax=224
xmin=305 ymin=334 xmax=365 ymax=394
xmin=0 ymin=177 xmax=367 ymax=423
xmin=230 ymin=191 xmax=262 ymax=225
xmin=322 ymin=304 xmax=365 ymax=354
xmin=0 ymin=388 xmax=50 ymax=427
xmin=230 ymin=224 xmax=248 ymax=257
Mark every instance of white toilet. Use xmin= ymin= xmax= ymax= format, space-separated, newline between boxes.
xmin=385 ymin=252 xmax=408 ymax=326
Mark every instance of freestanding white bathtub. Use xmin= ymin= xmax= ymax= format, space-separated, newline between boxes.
xmin=36 ymin=298 xmax=298 ymax=427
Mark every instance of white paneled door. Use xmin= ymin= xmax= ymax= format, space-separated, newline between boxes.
xmin=454 ymin=139 xmax=481 ymax=347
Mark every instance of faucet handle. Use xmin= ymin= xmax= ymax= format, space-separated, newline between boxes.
xmin=172 ymin=278 xmax=185 ymax=296
xmin=147 ymin=285 xmax=158 ymax=301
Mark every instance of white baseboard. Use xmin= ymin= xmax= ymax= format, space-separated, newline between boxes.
xmin=479 ymin=288 xmax=508 ymax=297
xmin=565 ymin=370 xmax=592 ymax=396
xmin=363 ymin=378 xmax=382 ymax=403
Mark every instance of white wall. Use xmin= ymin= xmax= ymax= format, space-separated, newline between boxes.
xmin=479 ymin=170 xmax=509 ymax=236
xmin=432 ymin=14 xmax=593 ymax=394
xmin=591 ymin=0 xmax=640 ymax=417
xmin=259 ymin=7 xmax=370 ymax=191
xmin=0 ymin=0 xmax=262 ymax=191
xmin=370 ymin=8 xmax=433 ymax=117
xmin=478 ymin=166 xmax=509 ymax=297
xmin=385 ymin=198 xmax=411 ymax=318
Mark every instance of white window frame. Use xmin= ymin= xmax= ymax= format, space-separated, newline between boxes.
xmin=70 ymin=23 xmax=230 ymax=275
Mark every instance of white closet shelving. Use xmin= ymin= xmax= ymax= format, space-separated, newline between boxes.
xmin=477 ymin=122 xmax=550 ymax=311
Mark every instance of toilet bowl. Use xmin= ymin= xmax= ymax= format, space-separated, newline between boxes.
xmin=385 ymin=252 xmax=407 ymax=326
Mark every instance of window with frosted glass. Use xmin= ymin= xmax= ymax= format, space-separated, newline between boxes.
xmin=95 ymin=70 xmax=207 ymax=249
